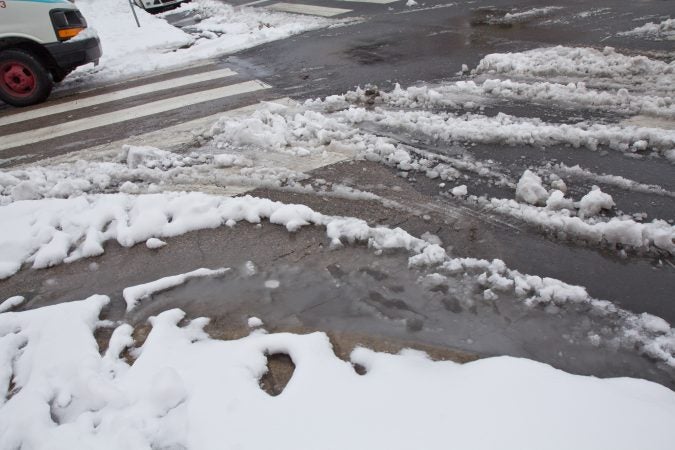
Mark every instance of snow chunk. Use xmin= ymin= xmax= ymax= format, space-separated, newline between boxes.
xmin=451 ymin=185 xmax=468 ymax=197
xmin=516 ymin=170 xmax=549 ymax=205
xmin=577 ymin=186 xmax=615 ymax=218
xmin=546 ymin=190 xmax=574 ymax=211
xmin=247 ymin=317 xmax=264 ymax=328
xmin=0 ymin=295 xmax=25 ymax=313
xmin=146 ymin=238 xmax=167 ymax=249
xmin=123 ymin=268 xmax=229 ymax=311
xmin=264 ymin=280 xmax=280 ymax=289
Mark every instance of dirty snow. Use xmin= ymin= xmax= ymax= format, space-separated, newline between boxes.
xmin=0 ymin=296 xmax=674 ymax=450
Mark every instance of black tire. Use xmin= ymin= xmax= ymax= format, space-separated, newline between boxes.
xmin=0 ymin=49 xmax=53 ymax=107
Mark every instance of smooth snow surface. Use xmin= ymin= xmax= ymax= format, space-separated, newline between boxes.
xmin=69 ymin=0 xmax=338 ymax=84
xmin=0 ymin=297 xmax=674 ymax=450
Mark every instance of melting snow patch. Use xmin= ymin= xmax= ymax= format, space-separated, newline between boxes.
xmin=123 ymin=267 xmax=229 ymax=311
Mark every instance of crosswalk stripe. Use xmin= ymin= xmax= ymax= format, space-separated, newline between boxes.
xmin=0 ymin=80 xmax=271 ymax=152
xmin=240 ymin=0 xmax=270 ymax=6
xmin=267 ymin=2 xmax=352 ymax=16
xmin=0 ymin=69 xmax=237 ymax=127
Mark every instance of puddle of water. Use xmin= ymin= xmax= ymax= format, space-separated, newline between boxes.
xmin=128 ymin=247 xmax=675 ymax=389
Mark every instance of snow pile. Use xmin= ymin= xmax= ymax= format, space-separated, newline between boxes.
xmin=1 ymin=296 xmax=674 ymax=450
xmin=515 ymin=170 xmax=549 ymax=205
xmin=577 ymin=186 xmax=615 ymax=218
xmin=474 ymin=46 xmax=675 ymax=91
xmin=0 ymin=192 xmax=436 ymax=280
xmin=70 ymin=0 xmax=337 ymax=83
xmin=123 ymin=267 xmax=229 ymax=311
xmin=620 ymin=18 xmax=675 ymax=40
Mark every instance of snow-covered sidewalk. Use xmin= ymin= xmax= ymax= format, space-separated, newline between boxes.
xmin=67 ymin=0 xmax=344 ymax=85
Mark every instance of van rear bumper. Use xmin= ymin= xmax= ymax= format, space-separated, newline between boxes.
xmin=43 ymin=35 xmax=102 ymax=72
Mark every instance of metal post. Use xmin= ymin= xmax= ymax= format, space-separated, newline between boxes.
xmin=128 ymin=0 xmax=141 ymax=27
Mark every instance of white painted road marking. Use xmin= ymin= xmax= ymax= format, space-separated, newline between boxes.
xmin=0 ymin=80 xmax=271 ymax=152
xmin=240 ymin=0 xmax=270 ymax=6
xmin=267 ymin=3 xmax=352 ymax=16
xmin=0 ymin=69 xmax=238 ymax=127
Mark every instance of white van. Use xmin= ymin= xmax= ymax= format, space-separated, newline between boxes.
xmin=0 ymin=0 xmax=102 ymax=107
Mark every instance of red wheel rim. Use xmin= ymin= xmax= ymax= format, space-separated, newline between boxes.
xmin=0 ymin=60 xmax=37 ymax=98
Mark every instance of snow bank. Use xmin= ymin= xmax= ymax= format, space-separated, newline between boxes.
xmin=123 ymin=267 xmax=229 ymax=311
xmin=70 ymin=0 xmax=338 ymax=83
xmin=474 ymin=46 xmax=675 ymax=91
xmin=0 ymin=192 xmax=434 ymax=280
xmin=1 ymin=296 xmax=674 ymax=450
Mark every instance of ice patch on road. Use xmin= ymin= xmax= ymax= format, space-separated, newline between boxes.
xmin=0 ymin=296 xmax=674 ymax=450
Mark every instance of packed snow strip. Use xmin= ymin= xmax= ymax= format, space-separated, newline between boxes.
xmin=337 ymin=106 xmax=675 ymax=155
xmin=379 ymin=80 xmax=675 ymax=119
xmin=620 ymin=18 xmax=675 ymax=40
xmin=1 ymin=297 xmax=675 ymax=450
xmin=496 ymin=6 xmax=563 ymax=24
xmin=68 ymin=0 xmax=339 ymax=84
xmin=550 ymin=163 xmax=675 ymax=198
xmin=0 ymin=192 xmax=430 ymax=280
xmin=480 ymin=195 xmax=674 ymax=255
xmin=473 ymin=46 xmax=675 ymax=91
xmin=123 ymin=268 xmax=229 ymax=311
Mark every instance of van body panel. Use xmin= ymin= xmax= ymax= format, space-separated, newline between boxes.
xmin=0 ymin=0 xmax=79 ymax=43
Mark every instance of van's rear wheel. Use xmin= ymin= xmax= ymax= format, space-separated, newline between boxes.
xmin=0 ymin=49 xmax=53 ymax=107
